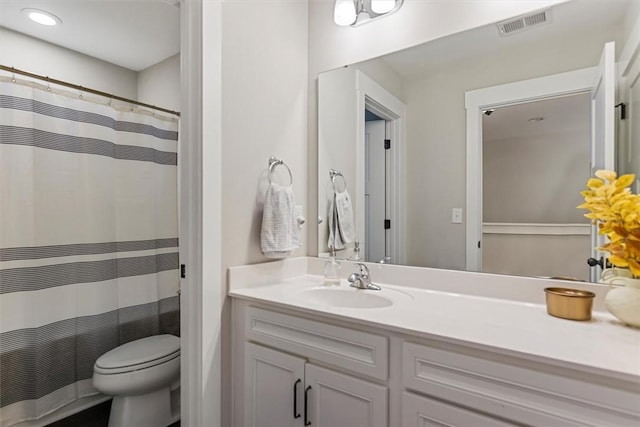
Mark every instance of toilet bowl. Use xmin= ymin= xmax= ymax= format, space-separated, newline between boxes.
xmin=93 ymin=334 xmax=180 ymax=427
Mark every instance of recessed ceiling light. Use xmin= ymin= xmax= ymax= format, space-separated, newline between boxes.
xmin=21 ymin=8 xmax=62 ymax=26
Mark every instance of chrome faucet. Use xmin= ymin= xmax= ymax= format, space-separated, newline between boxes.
xmin=348 ymin=263 xmax=381 ymax=291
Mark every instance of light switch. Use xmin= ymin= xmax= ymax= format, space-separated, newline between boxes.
xmin=452 ymin=208 xmax=463 ymax=224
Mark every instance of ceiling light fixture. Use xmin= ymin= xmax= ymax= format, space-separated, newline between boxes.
xmin=22 ymin=8 xmax=62 ymax=26
xmin=334 ymin=0 xmax=403 ymax=27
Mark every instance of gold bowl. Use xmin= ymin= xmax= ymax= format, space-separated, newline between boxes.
xmin=544 ymin=287 xmax=595 ymax=321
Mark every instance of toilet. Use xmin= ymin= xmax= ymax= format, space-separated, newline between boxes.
xmin=93 ymin=334 xmax=180 ymax=427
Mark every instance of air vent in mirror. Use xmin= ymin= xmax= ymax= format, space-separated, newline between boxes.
xmin=497 ymin=10 xmax=550 ymax=36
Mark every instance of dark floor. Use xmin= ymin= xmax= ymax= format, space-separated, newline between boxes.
xmin=47 ymin=400 xmax=111 ymax=427
xmin=46 ymin=400 xmax=180 ymax=427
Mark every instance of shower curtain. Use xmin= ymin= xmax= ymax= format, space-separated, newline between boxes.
xmin=0 ymin=79 xmax=180 ymax=426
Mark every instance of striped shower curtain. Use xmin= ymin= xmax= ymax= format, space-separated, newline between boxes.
xmin=0 ymin=79 xmax=180 ymax=426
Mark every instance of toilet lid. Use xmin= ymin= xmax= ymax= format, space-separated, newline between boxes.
xmin=95 ymin=334 xmax=180 ymax=371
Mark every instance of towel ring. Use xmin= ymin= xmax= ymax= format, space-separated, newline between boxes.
xmin=268 ymin=157 xmax=293 ymax=187
xmin=329 ymin=169 xmax=347 ymax=193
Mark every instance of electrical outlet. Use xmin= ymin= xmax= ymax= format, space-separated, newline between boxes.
xmin=452 ymin=208 xmax=463 ymax=224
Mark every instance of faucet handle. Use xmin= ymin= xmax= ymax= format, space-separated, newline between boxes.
xmin=355 ymin=263 xmax=369 ymax=277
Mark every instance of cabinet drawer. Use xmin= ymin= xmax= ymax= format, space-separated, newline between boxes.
xmin=245 ymin=306 xmax=388 ymax=380
xmin=403 ymin=342 xmax=640 ymax=427
xmin=402 ymin=391 xmax=516 ymax=427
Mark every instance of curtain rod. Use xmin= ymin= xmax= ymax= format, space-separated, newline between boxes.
xmin=0 ymin=65 xmax=180 ymax=117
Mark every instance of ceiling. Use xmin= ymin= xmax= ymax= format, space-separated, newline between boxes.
xmin=382 ymin=0 xmax=630 ymax=77
xmin=482 ymin=93 xmax=591 ymax=141
xmin=0 ymin=0 xmax=180 ymax=71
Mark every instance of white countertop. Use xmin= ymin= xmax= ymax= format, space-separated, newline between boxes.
xmin=229 ymin=258 xmax=640 ymax=383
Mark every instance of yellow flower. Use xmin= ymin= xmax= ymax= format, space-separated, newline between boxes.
xmin=578 ymin=170 xmax=640 ymax=277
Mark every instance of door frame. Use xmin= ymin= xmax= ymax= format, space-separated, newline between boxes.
xmin=179 ymin=0 xmax=223 ymax=425
xmin=356 ymin=71 xmax=406 ymax=265
xmin=179 ymin=0 xmax=204 ymax=424
xmin=464 ymin=67 xmax=595 ymax=272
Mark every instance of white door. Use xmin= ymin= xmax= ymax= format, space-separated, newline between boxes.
xmin=590 ymin=41 xmax=617 ymax=281
xmin=305 ymin=363 xmax=388 ymax=427
xmin=365 ymin=119 xmax=387 ymax=263
xmin=402 ymin=392 xmax=517 ymax=427
xmin=244 ymin=343 xmax=306 ymax=427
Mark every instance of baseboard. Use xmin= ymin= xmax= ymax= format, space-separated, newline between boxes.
xmin=12 ymin=395 xmax=111 ymax=427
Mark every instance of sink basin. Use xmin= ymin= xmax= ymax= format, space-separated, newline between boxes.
xmin=296 ymin=287 xmax=394 ymax=309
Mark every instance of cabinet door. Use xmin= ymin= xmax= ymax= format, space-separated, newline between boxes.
xmin=245 ymin=343 xmax=306 ymax=427
xmin=402 ymin=392 xmax=517 ymax=427
xmin=304 ymin=364 xmax=388 ymax=427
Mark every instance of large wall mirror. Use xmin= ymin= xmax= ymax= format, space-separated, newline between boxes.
xmin=318 ymin=0 xmax=637 ymax=282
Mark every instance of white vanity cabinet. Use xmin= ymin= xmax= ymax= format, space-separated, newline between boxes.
xmin=244 ymin=342 xmax=388 ymax=427
xmin=402 ymin=341 xmax=640 ymax=427
xmin=237 ymin=305 xmax=390 ymax=427
xmin=232 ymin=300 xmax=640 ymax=427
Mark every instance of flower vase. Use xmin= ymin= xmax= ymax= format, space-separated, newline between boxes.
xmin=604 ymin=277 xmax=640 ymax=328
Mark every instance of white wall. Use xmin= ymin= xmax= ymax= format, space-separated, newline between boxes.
xmin=221 ymin=0 xmax=308 ymax=266
xmin=356 ymin=57 xmax=404 ymax=100
xmin=137 ymin=54 xmax=180 ymax=112
xmin=0 ymin=27 xmax=179 ymax=113
xmin=215 ymin=1 xmax=309 ymax=425
xmin=483 ymin=132 xmax=590 ymax=224
xmin=0 ymin=27 xmax=137 ymax=98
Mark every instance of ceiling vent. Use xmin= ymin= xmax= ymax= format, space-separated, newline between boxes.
xmin=497 ymin=10 xmax=550 ymax=36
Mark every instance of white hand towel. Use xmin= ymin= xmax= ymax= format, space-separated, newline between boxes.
xmin=261 ymin=183 xmax=301 ymax=258
xmin=327 ymin=192 xmax=342 ymax=249
xmin=335 ymin=190 xmax=355 ymax=246
xmin=327 ymin=189 xmax=355 ymax=250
